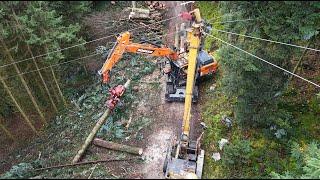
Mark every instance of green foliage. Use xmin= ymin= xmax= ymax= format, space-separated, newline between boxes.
xmin=199 ymin=1 xmax=319 ymax=179
xmin=0 ymin=158 xmax=44 ymax=179
xmin=48 ymin=1 xmax=92 ymax=23
xmin=0 ymin=1 xmax=91 ymax=120
xmin=222 ymin=140 xmax=252 ymax=170
xmin=17 ymin=1 xmax=85 ymax=63
xmin=216 ymin=1 xmax=319 ymax=128
xmin=0 ymin=163 xmax=34 ymax=179
xmin=196 ymin=1 xmax=223 ymax=51
xmin=271 ymin=141 xmax=320 ymax=179
xmin=1 ymin=41 xmax=158 ymax=178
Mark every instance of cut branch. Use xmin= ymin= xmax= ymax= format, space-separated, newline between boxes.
xmin=93 ymin=138 xmax=143 ymax=155
xmin=34 ymin=157 xmax=139 ymax=172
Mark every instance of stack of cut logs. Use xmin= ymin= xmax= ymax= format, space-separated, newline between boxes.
xmin=128 ymin=1 xmax=169 ymax=40
xmin=129 ymin=1 xmax=167 ymax=22
xmin=145 ymin=1 xmax=167 ymax=10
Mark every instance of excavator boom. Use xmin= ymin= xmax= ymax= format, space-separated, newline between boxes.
xmin=99 ymin=32 xmax=178 ymax=83
xmin=164 ymin=8 xmax=205 ymax=179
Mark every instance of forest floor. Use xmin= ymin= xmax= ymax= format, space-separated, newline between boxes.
xmin=0 ymin=61 xmax=204 ymax=179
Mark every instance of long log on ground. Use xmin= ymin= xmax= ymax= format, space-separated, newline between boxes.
xmin=93 ymin=138 xmax=143 ymax=155
xmin=72 ymin=80 xmax=131 ymax=164
xmin=35 ymin=157 xmax=138 ymax=172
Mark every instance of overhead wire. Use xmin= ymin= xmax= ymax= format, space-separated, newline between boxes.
xmin=0 ymin=0 xmax=248 ymax=70
xmin=204 ymin=32 xmax=320 ymax=89
xmin=211 ymin=19 xmax=254 ymax=24
xmin=2 ymin=53 xmax=101 ymax=81
xmin=210 ymin=28 xmax=320 ymax=52
xmin=0 ymin=14 xmax=181 ymax=69
xmin=3 ymin=29 xmax=184 ymax=81
xmin=0 ymin=35 xmax=116 ymax=69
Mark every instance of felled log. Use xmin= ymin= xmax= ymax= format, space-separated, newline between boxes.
xmin=93 ymin=138 xmax=143 ymax=155
xmin=72 ymin=80 xmax=131 ymax=164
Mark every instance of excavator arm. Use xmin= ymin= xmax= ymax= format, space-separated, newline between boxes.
xmin=98 ymin=31 xmax=178 ymax=84
xmin=164 ymin=8 xmax=205 ymax=179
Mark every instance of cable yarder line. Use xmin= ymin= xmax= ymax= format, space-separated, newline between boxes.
xmin=205 ymin=33 xmax=320 ymax=89
xmin=0 ymin=35 xmax=116 ymax=69
xmin=211 ymin=28 xmax=320 ymax=52
xmin=210 ymin=19 xmax=254 ymax=24
xmin=3 ymin=53 xmax=100 ymax=80
xmin=4 ymin=29 xmax=184 ymax=80
xmin=0 ymin=15 xmax=180 ymax=69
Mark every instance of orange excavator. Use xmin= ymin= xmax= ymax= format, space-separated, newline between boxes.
xmin=98 ymin=25 xmax=217 ymax=102
xmin=98 ymin=7 xmax=214 ymax=178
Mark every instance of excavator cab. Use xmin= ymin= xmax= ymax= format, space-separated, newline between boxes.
xmin=197 ymin=50 xmax=218 ymax=77
xmin=163 ymin=138 xmax=205 ymax=179
xmin=164 ymin=50 xmax=217 ymax=103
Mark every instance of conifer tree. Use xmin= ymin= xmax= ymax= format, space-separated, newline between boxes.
xmin=216 ymin=1 xmax=319 ymax=127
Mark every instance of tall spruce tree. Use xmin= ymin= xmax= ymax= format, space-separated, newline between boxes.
xmin=0 ymin=1 xmax=89 ymax=131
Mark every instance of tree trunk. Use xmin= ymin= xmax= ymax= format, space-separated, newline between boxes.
xmin=79 ymin=50 xmax=88 ymax=75
xmin=288 ymin=42 xmax=311 ymax=83
xmin=72 ymin=108 xmax=112 ymax=163
xmin=180 ymin=23 xmax=186 ymax=53
xmin=50 ymin=67 xmax=67 ymax=107
xmin=41 ymin=29 xmax=67 ymax=108
xmin=93 ymin=138 xmax=143 ymax=155
xmin=11 ymin=10 xmax=58 ymax=112
xmin=0 ymin=76 xmax=38 ymax=134
xmin=34 ymin=157 xmax=138 ymax=172
xmin=0 ymin=38 xmax=47 ymax=126
xmin=50 ymin=77 xmax=63 ymax=105
xmin=29 ymin=50 xmax=58 ymax=112
xmin=40 ymin=66 xmax=62 ymax=106
xmin=0 ymin=118 xmax=15 ymax=141
xmin=174 ymin=24 xmax=180 ymax=49
xmin=72 ymin=80 xmax=131 ymax=164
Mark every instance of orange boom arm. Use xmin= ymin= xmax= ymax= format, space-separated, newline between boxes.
xmin=99 ymin=32 xmax=178 ymax=83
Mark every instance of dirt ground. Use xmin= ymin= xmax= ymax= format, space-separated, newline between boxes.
xmin=0 ymin=113 xmax=47 ymax=174
xmin=93 ymin=2 xmax=204 ymax=177
xmin=97 ymin=68 xmax=204 ymax=178
xmin=90 ymin=67 xmax=203 ymax=179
